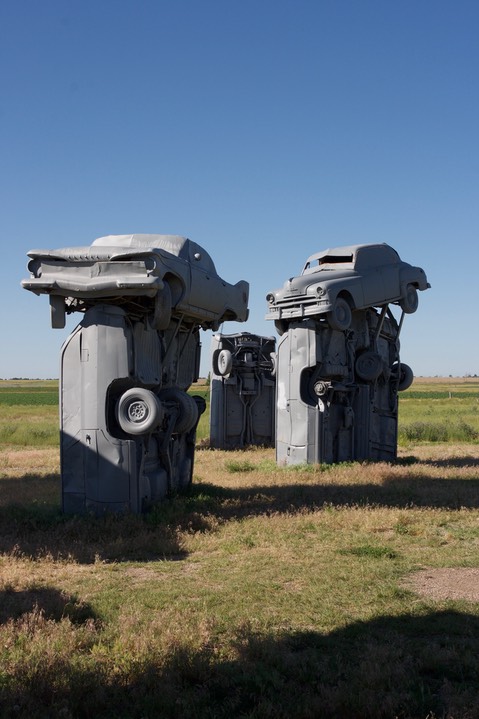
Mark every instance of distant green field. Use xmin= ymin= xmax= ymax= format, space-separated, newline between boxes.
xmin=0 ymin=379 xmax=478 ymax=448
xmin=0 ymin=380 xmax=210 ymax=446
xmin=0 ymin=389 xmax=59 ymax=406
xmin=402 ymin=390 xmax=479 ymax=399
xmin=398 ymin=380 xmax=479 ymax=444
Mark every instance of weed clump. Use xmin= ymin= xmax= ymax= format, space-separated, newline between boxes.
xmin=399 ymin=421 xmax=478 ymax=444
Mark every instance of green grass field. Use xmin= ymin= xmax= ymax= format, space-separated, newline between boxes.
xmin=1 ymin=377 xmax=479 ymax=718
xmin=399 ymin=378 xmax=479 ymax=444
xmin=2 ymin=377 xmax=478 ymax=448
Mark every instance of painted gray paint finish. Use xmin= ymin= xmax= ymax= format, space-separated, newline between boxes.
xmin=60 ymin=304 xmax=204 ymax=514
xmin=269 ymin=243 xmax=428 ymax=466
xmin=266 ymin=243 xmax=429 ymax=331
xmin=275 ymin=309 xmax=410 ymax=466
xmin=22 ymin=235 xmax=249 ymax=514
xmin=23 ymin=234 xmax=249 ymax=330
xmin=210 ymin=333 xmax=276 ymax=449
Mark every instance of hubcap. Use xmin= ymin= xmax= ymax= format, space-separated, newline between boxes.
xmin=128 ymin=401 xmax=148 ymax=422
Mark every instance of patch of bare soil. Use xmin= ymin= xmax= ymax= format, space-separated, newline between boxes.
xmin=402 ymin=568 xmax=479 ymax=602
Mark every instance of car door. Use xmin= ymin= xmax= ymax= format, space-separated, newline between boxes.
xmin=355 ymin=247 xmax=385 ymax=307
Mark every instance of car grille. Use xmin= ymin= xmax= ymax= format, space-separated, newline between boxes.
xmin=268 ymin=294 xmax=329 ymax=319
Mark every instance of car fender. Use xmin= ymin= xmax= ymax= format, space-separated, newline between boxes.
xmin=311 ymin=276 xmax=361 ymax=311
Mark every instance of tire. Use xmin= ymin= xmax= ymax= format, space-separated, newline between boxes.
xmin=355 ymin=351 xmax=383 ymax=382
xmin=399 ymin=284 xmax=418 ymax=314
xmin=159 ymin=387 xmax=199 ymax=434
xmin=150 ymin=284 xmax=172 ymax=330
xmin=217 ymin=349 xmax=233 ymax=376
xmin=116 ymin=388 xmax=163 ymax=435
xmin=392 ymin=362 xmax=414 ymax=391
xmin=270 ymin=352 xmax=277 ymax=377
xmin=327 ymin=297 xmax=352 ymax=331
xmin=192 ymin=394 xmax=207 ymax=416
xmin=50 ymin=295 xmax=66 ymax=329
xmin=274 ymin=320 xmax=288 ymax=336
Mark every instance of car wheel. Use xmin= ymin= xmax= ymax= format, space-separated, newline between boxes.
xmin=159 ymin=387 xmax=199 ymax=434
xmin=399 ymin=284 xmax=418 ymax=314
xmin=327 ymin=297 xmax=352 ymax=331
xmin=274 ymin=320 xmax=289 ymax=336
xmin=391 ymin=362 xmax=414 ymax=391
xmin=150 ymin=284 xmax=172 ymax=330
xmin=50 ymin=295 xmax=66 ymax=329
xmin=270 ymin=352 xmax=277 ymax=377
xmin=355 ymin=351 xmax=383 ymax=381
xmin=116 ymin=388 xmax=163 ymax=435
xmin=217 ymin=349 xmax=233 ymax=376
xmin=192 ymin=394 xmax=207 ymax=416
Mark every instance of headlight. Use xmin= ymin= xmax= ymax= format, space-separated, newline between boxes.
xmin=316 ymin=286 xmax=325 ymax=296
xmin=266 ymin=293 xmax=275 ymax=303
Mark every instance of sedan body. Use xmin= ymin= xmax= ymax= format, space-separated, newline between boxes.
xmin=23 ymin=234 xmax=249 ymax=329
xmin=266 ymin=243 xmax=429 ymax=330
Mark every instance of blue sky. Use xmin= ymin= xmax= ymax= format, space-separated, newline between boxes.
xmin=1 ymin=0 xmax=478 ymax=378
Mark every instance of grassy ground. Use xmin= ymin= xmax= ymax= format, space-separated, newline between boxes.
xmin=0 ymin=379 xmax=479 ymax=718
xmin=399 ymin=377 xmax=479 ymax=444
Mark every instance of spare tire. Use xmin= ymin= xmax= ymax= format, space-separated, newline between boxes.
xmin=116 ymin=388 xmax=163 ymax=435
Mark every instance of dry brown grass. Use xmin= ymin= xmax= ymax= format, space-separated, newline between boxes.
xmin=1 ymin=381 xmax=479 ymax=718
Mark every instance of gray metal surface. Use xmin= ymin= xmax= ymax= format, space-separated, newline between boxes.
xmin=23 ymin=234 xmax=249 ymax=330
xmin=266 ymin=243 xmax=429 ymax=332
xmin=275 ymin=310 xmax=409 ymax=464
xmin=23 ymin=234 xmax=249 ymax=513
xmin=268 ymin=243 xmax=429 ymax=466
xmin=210 ymin=333 xmax=276 ymax=449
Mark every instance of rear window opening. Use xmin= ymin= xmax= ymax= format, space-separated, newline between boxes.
xmin=303 ymin=254 xmax=353 ymax=273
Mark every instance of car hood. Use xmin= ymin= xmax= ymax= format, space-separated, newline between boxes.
xmin=278 ymin=268 xmax=358 ymax=295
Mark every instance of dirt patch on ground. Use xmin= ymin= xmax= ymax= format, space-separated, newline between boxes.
xmin=402 ymin=568 xmax=479 ymax=602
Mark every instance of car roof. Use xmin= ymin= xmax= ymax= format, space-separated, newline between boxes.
xmin=303 ymin=243 xmax=400 ymax=269
xmin=94 ymin=234 xmax=218 ymax=274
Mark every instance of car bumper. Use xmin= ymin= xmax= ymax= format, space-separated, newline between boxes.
xmin=266 ymin=298 xmax=331 ymax=321
xmin=22 ymin=260 xmax=163 ymax=298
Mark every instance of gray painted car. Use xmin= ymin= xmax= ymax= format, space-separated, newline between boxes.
xmin=209 ymin=332 xmax=276 ymax=449
xmin=22 ymin=233 xmax=249 ymax=330
xmin=22 ymin=233 xmax=249 ymax=515
xmin=266 ymin=243 xmax=429 ymax=332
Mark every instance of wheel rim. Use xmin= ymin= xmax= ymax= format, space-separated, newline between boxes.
xmin=217 ymin=349 xmax=233 ymax=376
xmin=127 ymin=400 xmax=150 ymax=423
xmin=116 ymin=388 xmax=163 ymax=435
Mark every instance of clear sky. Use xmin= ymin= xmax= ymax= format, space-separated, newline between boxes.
xmin=1 ymin=0 xmax=478 ymax=378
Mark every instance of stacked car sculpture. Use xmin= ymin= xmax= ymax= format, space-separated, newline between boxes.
xmin=23 ymin=237 xmax=429 ymax=511
xmin=265 ymin=243 xmax=429 ymax=465
xmin=22 ymin=234 xmax=249 ymax=513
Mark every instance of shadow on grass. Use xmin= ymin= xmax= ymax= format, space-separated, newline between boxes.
xmin=0 ymin=473 xmax=187 ymax=564
xmin=2 ymin=462 xmax=479 ymax=562
xmin=402 ymin=455 xmax=479 ymax=469
xmin=1 ymin=609 xmax=479 ymax=718
xmin=0 ymin=586 xmax=97 ymax=625
xmin=181 ymin=469 xmax=479 ymax=521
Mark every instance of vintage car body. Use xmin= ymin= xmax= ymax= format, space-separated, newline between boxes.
xmin=209 ymin=332 xmax=276 ymax=449
xmin=22 ymin=234 xmax=249 ymax=330
xmin=22 ymin=234 xmax=249 ymax=515
xmin=266 ymin=243 xmax=429 ymax=331
xmin=275 ymin=308 xmax=412 ymax=466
